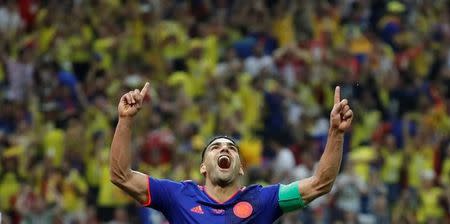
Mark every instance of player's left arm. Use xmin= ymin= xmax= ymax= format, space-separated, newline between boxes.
xmin=278 ymin=86 xmax=353 ymax=212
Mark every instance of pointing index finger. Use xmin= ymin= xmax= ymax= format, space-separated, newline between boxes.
xmin=334 ymin=86 xmax=340 ymax=105
xmin=140 ymin=82 xmax=150 ymax=96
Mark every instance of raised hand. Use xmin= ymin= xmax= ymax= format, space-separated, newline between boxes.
xmin=330 ymin=86 xmax=353 ymax=132
xmin=118 ymin=82 xmax=150 ymax=118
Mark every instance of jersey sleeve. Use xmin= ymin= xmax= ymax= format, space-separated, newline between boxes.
xmin=142 ymin=176 xmax=183 ymax=213
xmin=278 ymin=181 xmax=306 ymax=213
xmin=259 ymin=184 xmax=283 ymax=220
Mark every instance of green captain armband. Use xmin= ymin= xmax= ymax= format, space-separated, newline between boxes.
xmin=278 ymin=181 xmax=306 ymax=213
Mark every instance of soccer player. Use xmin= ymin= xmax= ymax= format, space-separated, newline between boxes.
xmin=110 ymin=82 xmax=353 ymax=223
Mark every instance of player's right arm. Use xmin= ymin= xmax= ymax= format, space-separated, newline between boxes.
xmin=110 ymin=82 xmax=151 ymax=205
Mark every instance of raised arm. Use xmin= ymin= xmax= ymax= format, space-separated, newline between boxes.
xmin=299 ymin=86 xmax=352 ymax=201
xmin=110 ymin=82 xmax=151 ymax=204
xmin=278 ymin=86 xmax=353 ymax=212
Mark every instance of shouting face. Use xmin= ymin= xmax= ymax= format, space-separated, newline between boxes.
xmin=200 ymin=138 xmax=244 ymax=187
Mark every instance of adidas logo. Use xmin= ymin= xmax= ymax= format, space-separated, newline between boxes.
xmin=190 ymin=205 xmax=204 ymax=214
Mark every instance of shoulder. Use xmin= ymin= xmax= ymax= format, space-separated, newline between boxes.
xmin=180 ymin=179 xmax=200 ymax=188
xmin=246 ymin=183 xmax=281 ymax=191
xmin=146 ymin=178 xmax=200 ymax=204
xmin=241 ymin=184 xmax=281 ymax=197
xmin=150 ymin=177 xmax=198 ymax=186
xmin=172 ymin=180 xmax=202 ymax=191
xmin=149 ymin=177 xmax=197 ymax=191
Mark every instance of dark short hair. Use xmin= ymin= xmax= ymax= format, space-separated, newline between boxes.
xmin=201 ymin=135 xmax=239 ymax=162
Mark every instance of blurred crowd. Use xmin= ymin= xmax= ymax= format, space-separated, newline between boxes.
xmin=0 ymin=0 xmax=450 ymax=223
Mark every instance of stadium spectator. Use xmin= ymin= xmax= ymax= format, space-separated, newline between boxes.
xmin=0 ymin=0 xmax=449 ymax=223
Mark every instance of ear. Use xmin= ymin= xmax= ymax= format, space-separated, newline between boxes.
xmin=239 ymin=165 xmax=244 ymax=176
xmin=200 ymin=163 xmax=207 ymax=176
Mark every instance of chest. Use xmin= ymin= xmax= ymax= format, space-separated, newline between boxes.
xmin=168 ymin=196 xmax=273 ymax=224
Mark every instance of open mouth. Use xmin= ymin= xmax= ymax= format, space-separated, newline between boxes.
xmin=217 ymin=155 xmax=231 ymax=169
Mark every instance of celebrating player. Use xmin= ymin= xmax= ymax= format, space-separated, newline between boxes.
xmin=110 ymin=82 xmax=353 ymax=223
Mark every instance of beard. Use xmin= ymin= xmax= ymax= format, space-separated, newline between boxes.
xmin=207 ymin=162 xmax=240 ymax=187
xmin=213 ymin=172 xmax=235 ymax=187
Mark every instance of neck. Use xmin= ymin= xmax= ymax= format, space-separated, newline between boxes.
xmin=204 ymin=178 xmax=241 ymax=204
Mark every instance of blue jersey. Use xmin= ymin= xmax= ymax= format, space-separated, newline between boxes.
xmin=144 ymin=177 xmax=283 ymax=224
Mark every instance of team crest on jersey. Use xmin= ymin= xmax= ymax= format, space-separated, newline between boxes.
xmin=233 ymin=201 xmax=253 ymax=219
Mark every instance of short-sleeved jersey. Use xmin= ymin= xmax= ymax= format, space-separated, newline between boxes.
xmin=144 ymin=177 xmax=283 ymax=224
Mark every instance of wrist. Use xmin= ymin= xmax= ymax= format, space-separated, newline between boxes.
xmin=118 ymin=116 xmax=134 ymax=124
xmin=328 ymin=127 xmax=345 ymax=137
